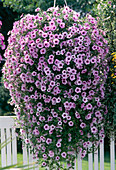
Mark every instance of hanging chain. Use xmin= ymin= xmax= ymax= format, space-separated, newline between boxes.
xmin=64 ymin=0 xmax=68 ymax=6
xmin=54 ymin=0 xmax=68 ymax=7
xmin=54 ymin=0 xmax=56 ymax=7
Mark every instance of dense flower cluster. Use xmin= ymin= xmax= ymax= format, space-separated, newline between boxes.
xmin=3 ymin=6 xmax=109 ymax=169
xmin=93 ymin=0 xmax=116 ymax=139
xmin=0 ymin=21 xmax=5 ymax=63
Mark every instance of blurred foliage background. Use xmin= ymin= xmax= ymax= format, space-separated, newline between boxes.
xmin=92 ymin=0 xmax=116 ymax=136
xmin=0 ymin=0 xmax=115 ymax=136
xmin=0 ymin=0 xmax=18 ymax=116
xmin=0 ymin=84 xmax=14 ymax=116
xmin=1 ymin=0 xmax=96 ymax=15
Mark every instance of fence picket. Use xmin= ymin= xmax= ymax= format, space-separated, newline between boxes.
xmin=94 ymin=149 xmax=98 ymax=170
xmin=23 ymin=143 xmax=28 ymax=169
xmin=110 ymin=136 xmax=115 ymax=170
xmin=0 ymin=117 xmax=116 ymax=170
xmin=33 ymin=158 xmax=39 ymax=170
xmin=6 ymin=128 xmax=12 ymax=166
xmin=1 ymin=128 xmax=7 ymax=167
xmin=29 ymin=147 xmax=33 ymax=169
xmin=78 ymin=152 xmax=82 ymax=170
xmin=100 ymin=139 xmax=104 ymax=170
xmin=88 ymin=152 xmax=93 ymax=170
xmin=74 ymin=158 xmax=76 ymax=170
xmin=12 ymin=128 xmax=17 ymax=165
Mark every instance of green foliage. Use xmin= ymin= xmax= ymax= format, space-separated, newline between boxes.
xmin=0 ymin=83 xmax=14 ymax=116
xmin=0 ymin=1 xmax=18 ymax=79
xmin=0 ymin=2 xmax=17 ymax=116
xmin=92 ymin=0 xmax=116 ymax=136
xmin=0 ymin=1 xmax=18 ymax=46
xmin=1 ymin=0 xmax=96 ymax=15
xmin=105 ymin=52 xmax=116 ymax=136
xmin=92 ymin=0 xmax=116 ymax=51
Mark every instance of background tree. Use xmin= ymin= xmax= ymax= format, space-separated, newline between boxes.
xmin=0 ymin=1 xmax=17 ymax=115
xmin=0 ymin=84 xmax=14 ymax=116
xmin=0 ymin=1 xmax=18 ymax=78
xmin=1 ymin=0 xmax=96 ymax=15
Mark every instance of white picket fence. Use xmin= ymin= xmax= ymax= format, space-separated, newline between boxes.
xmin=0 ymin=116 xmax=115 ymax=170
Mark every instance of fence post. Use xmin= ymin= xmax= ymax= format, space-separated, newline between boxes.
xmin=94 ymin=149 xmax=98 ymax=170
xmin=12 ymin=128 xmax=17 ymax=165
xmin=6 ymin=128 xmax=12 ymax=166
xmin=100 ymin=138 xmax=104 ymax=170
xmin=1 ymin=128 xmax=7 ymax=167
xmin=23 ymin=142 xmax=28 ymax=169
xmin=88 ymin=152 xmax=93 ymax=170
xmin=110 ymin=135 xmax=115 ymax=170
xmin=74 ymin=157 xmax=77 ymax=170
xmin=78 ymin=152 xmax=82 ymax=170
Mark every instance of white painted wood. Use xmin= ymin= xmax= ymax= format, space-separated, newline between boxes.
xmin=1 ymin=116 xmax=116 ymax=170
xmin=78 ymin=152 xmax=82 ymax=170
xmin=100 ymin=139 xmax=104 ymax=170
xmin=1 ymin=128 xmax=7 ymax=167
xmin=0 ymin=116 xmax=14 ymax=128
xmin=94 ymin=149 xmax=98 ymax=170
xmin=23 ymin=144 xmax=28 ymax=169
xmin=29 ymin=147 xmax=33 ymax=169
xmin=110 ymin=136 xmax=115 ymax=170
xmin=88 ymin=152 xmax=93 ymax=170
xmin=67 ymin=163 xmax=69 ymax=169
xmin=33 ymin=158 xmax=39 ymax=170
xmin=74 ymin=158 xmax=76 ymax=170
xmin=6 ymin=128 xmax=12 ymax=166
xmin=12 ymin=128 xmax=17 ymax=165
xmin=35 ymin=165 xmax=39 ymax=170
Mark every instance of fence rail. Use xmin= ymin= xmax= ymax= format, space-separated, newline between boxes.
xmin=0 ymin=116 xmax=115 ymax=170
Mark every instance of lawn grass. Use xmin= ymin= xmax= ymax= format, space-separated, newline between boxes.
xmin=0 ymin=152 xmax=115 ymax=169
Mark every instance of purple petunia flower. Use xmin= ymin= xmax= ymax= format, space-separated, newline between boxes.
xmin=48 ymin=150 xmax=54 ymax=158
xmin=42 ymin=162 xmax=47 ymax=166
xmin=44 ymin=124 xmax=49 ymax=130
xmin=91 ymin=126 xmax=98 ymax=134
xmin=80 ymin=122 xmax=86 ymax=129
xmin=86 ymin=103 xmax=92 ymax=110
xmin=68 ymin=121 xmax=74 ymax=126
xmin=56 ymin=142 xmax=61 ymax=148
xmin=41 ymin=86 xmax=46 ymax=92
xmin=46 ymin=138 xmax=52 ymax=144
xmin=53 ymin=38 xmax=59 ymax=45
xmin=95 ymin=111 xmax=101 ymax=117
xmin=84 ymin=58 xmax=90 ymax=65
xmin=61 ymin=152 xmax=67 ymax=158
xmin=40 ymin=48 xmax=46 ymax=54
xmin=55 ymin=156 xmax=60 ymax=160
xmin=75 ymin=87 xmax=81 ymax=93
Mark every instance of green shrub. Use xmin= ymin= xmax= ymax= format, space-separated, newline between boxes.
xmin=0 ymin=83 xmax=14 ymax=116
xmin=92 ymin=0 xmax=116 ymax=136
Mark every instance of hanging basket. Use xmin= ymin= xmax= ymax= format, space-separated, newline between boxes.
xmin=2 ymin=6 xmax=109 ymax=169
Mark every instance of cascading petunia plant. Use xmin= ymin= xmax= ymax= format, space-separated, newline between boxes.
xmin=2 ymin=6 xmax=109 ymax=169
xmin=0 ymin=21 xmax=5 ymax=63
